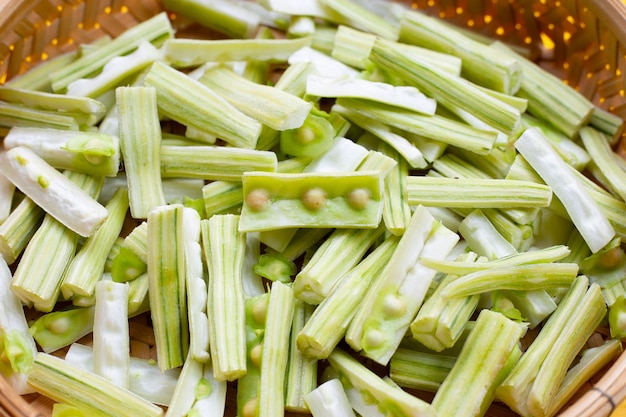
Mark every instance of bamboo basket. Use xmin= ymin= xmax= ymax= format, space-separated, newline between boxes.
xmin=1 ymin=0 xmax=626 ymax=416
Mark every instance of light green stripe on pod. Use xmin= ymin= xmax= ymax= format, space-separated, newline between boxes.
xmin=239 ymin=171 xmax=383 ymax=232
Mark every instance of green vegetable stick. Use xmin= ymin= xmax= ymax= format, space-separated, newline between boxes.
xmin=0 ymin=101 xmax=80 ymax=131
xmin=0 ymin=196 xmax=45 ymax=264
xmin=496 ymin=275 xmax=606 ymax=416
xmin=321 ymin=0 xmax=398 ymax=40
xmin=144 ymin=61 xmax=261 ymax=149
xmin=331 ymin=24 xmax=462 ymax=75
xmin=237 ymin=293 xmax=269 ymax=417
xmin=257 ymin=281 xmax=295 ymax=417
xmin=490 ymin=41 xmax=594 ymax=138
xmin=160 ymin=145 xmax=277 ymax=181
xmin=406 ymin=176 xmax=552 ymax=209
xmin=410 ymin=252 xmax=480 ymax=352
xmin=4 ymin=50 xmax=78 ymax=92
xmin=201 ymin=214 xmax=247 ymax=381
xmin=580 ymin=126 xmax=626 ymax=202
xmin=589 ymin=106 xmax=625 ymax=144
xmin=27 ymin=353 xmax=163 ymax=417
xmin=61 ymin=187 xmax=129 ymax=298
xmin=293 ymin=225 xmax=385 ymax=305
xmin=147 ymin=204 xmax=190 ymax=371
xmin=328 ymin=348 xmax=437 ymax=417
xmin=441 ymin=263 xmax=580 ymax=299
xmin=297 ymin=235 xmax=399 ymax=359
xmin=199 ymin=66 xmax=313 ymax=131
xmin=431 ymin=309 xmax=525 ymax=417
xmin=419 ymin=245 xmax=572 ymax=276
xmin=116 ymin=86 xmax=166 ymax=219
xmin=334 ymin=97 xmax=498 ymax=155
xmin=202 ymin=181 xmax=244 ymax=218
xmin=285 ymin=298 xmax=318 ymax=412
xmin=0 ymin=86 xmax=106 ymax=115
xmin=10 ymin=171 xmax=103 ymax=312
xmin=548 ymin=340 xmax=621 ymax=416
xmin=389 ymin=348 xmax=456 ymax=392
xmin=376 ymin=142 xmax=412 ymax=235
xmin=163 ymin=36 xmax=312 ymax=68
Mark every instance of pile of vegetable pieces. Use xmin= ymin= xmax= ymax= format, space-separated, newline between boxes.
xmin=1 ymin=0 xmax=626 ymax=416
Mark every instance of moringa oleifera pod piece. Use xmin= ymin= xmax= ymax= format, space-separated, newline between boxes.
xmin=238 ymin=170 xmax=384 ymax=232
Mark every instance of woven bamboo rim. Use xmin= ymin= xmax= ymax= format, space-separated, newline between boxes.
xmin=1 ymin=0 xmax=626 ymax=416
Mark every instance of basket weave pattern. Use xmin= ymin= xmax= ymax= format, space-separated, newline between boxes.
xmin=1 ymin=1 xmax=626 ymax=417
